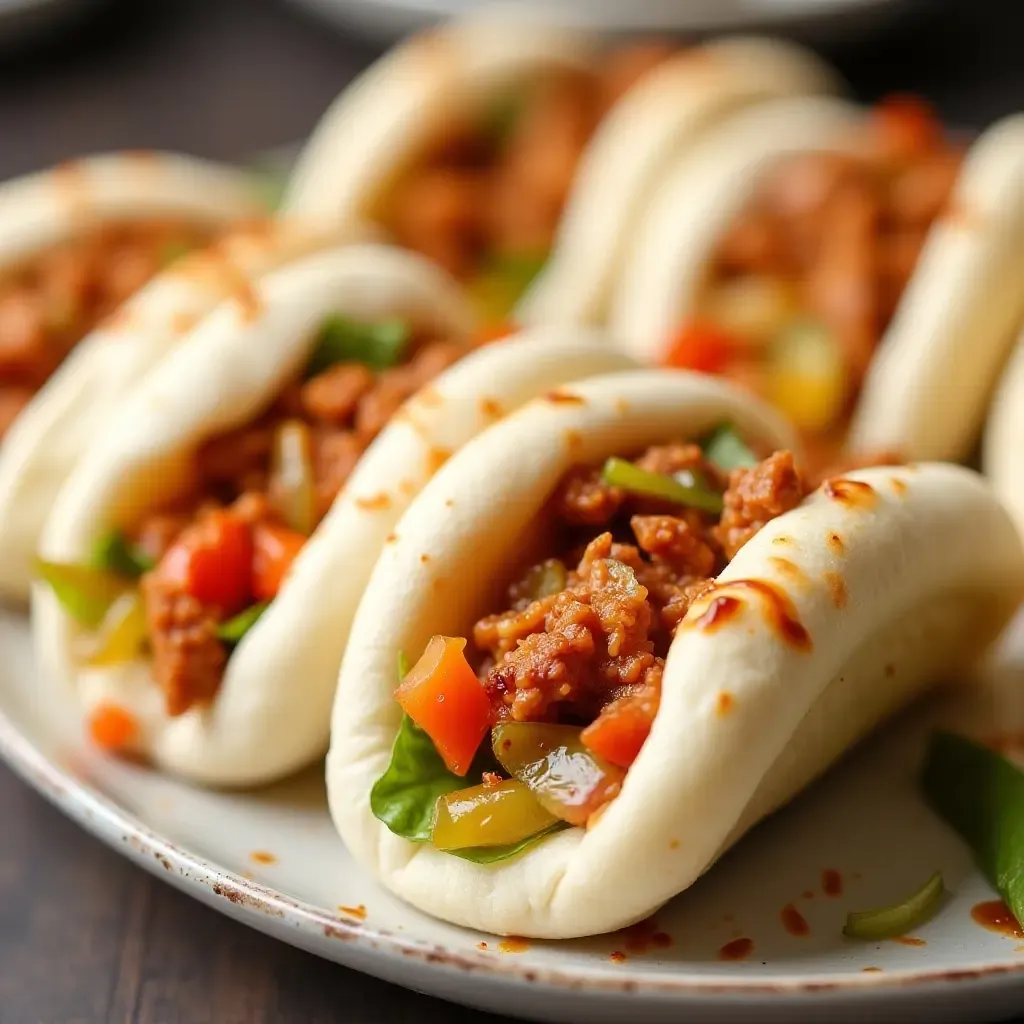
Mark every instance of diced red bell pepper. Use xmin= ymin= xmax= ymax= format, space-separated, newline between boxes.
xmin=873 ymin=94 xmax=942 ymax=161
xmin=581 ymin=696 xmax=656 ymax=769
xmin=396 ymin=636 xmax=490 ymax=775
xmin=664 ymin=321 xmax=736 ymax=375
xmin=252 ymin=522 xmax=307 ymax=601
xmin=157 ymin=509 xmax=253 ymax=616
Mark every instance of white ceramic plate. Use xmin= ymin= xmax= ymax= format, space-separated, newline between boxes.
xmin=5 ymin=606 xmax=1024 ymax=1022
xmin=287 ymin=0 xmax=914 ymax=42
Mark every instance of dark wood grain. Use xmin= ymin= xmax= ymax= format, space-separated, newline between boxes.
xmin=0 ymin=0 xmax=1020 ymax=1021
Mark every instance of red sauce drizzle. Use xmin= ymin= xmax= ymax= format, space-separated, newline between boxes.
xmin=822 ymin=869 xmax=843 ymax=897
xmin=694 ymin=580 xmax=811 ymax=651
xmin=972 ymin=900 xmax=1024 ymax=938
xmin=823 ymin=477 xmax=878 ymax=509
xmin=718 ymin=937 xmax=754 ymax=961
xmin=609 ymin=951 xmax=626 ymax=964
xmin=891 ymin=936 xmax=926 ymax=946
xmin=781 ymin=903 xmax=810 ymax=936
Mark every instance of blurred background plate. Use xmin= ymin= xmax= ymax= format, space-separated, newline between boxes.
xmin=287 ymin=0 xmax=918 ymax=43
xmin=0 ymin=0 xmax=100 ymax=46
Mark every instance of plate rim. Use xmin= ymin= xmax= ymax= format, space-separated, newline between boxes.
xmin=4 ymin=695 xmax=1024 ymax=1008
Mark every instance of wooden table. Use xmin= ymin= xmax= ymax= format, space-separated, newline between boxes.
xmin=0 ymin=1 xmax=1021 ymax=1020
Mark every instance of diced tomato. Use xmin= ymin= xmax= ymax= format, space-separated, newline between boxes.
xmin=664 ymin=321 xmax=736 ymax=374
xmin=252 ymin=522 xmax=306 ymax=601
xmin=396 ymin=636 xmax=490 ymax=775
xmin=88 ymin=703 xmax=137 ymax=753
xmin=873 ymin=94 xmax=942 ymax=161
xmin=581 ymin=698 xmax=655 ymax=769
xmin=157 ymin=509 xmax=253 ymax=616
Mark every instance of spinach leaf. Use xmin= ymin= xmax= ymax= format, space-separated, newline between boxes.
xmin=371 ymin=713 xmax=463 ymax=843
xmin=90 ymin=530 xmax=155 ymax=578
xmin=700 ymin=422 xmax=758 ymax=471
xmin=217 ymin=602 xmax=270 ymax=644
xmin=306 ymin=316 xmax=411 ymax=377
xmin=921 ymin=731 xmax=1024 ymax=929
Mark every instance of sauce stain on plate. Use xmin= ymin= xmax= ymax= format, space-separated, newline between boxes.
xmin=620 ymin=917 xmax=673 ymax=954
xmin=781 ymin=903 xmax=810 ymax=937
xmin=250 ymin=850 xmax=277 ymax=865
xmin=971 ymin=900 xmax=1024 ymax=939
xmin=891 ymin=936 xmax=926 ymax=947
xmin=822 ymin=869 xmax=843 ymax=897
xmin=338 ymin=904 xmax=367 ymax=920
xmin=718 ymin=937 xmax=754 ymax=961
xmin=498 ymin=937 xmax=530 ymax=955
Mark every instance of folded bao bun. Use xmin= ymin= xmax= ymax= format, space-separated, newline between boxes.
xmin=0 ymin=211 xmax=372 ymax=602
xmin=327 ymin=369 xmax=1024 ymax=939
xmin=983 ymin=323 xmax=1024 ymax=531
xmin=516 ymin=38 xmax=842 ymax=328
xmin=281 ymin=12 xmax=594 ymax=222
xmin=34 ymin=243 xmax=635 ymax=787
xmin=609 ymin=99 xmax=1024 ymax=464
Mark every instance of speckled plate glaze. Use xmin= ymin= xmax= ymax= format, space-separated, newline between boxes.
xmin=4 ymin=605 xmax=1024 ymax=1024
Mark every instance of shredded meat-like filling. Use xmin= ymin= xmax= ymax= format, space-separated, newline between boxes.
xmin=135 ymin=331 xmax=465 ymax=716
xmin=474 ymin=445 xmax=808 ymax=741
xmin=0 ymin=219 xmax=211 ymax=438
xmin=382 ymin=43 xmax=676 ymax=282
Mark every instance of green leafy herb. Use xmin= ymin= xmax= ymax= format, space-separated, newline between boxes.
xmin=90 ymin=530 xmax=155 ymax=579
xmin=371 ymin=713 xmax=465 ymax=843
xmin=449 ymin=821 xmax=569 ymax=863
xmin=217 ymin=602 xmax=270 ymax=644
xmin=602 ymin=456 xmax=724 ymax=514
xmin=306 ymin=316 xmax=411 ymax=377
xmin=700 ymin=422 xmax=758 ymax=471
xmin=921 ymin=731 xmax=1024 ymax=930
xmin=842 ymin=871 xmax=945 ymax=940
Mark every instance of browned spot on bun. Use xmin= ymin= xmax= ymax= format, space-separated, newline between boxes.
xmin=613 ymin=398 xmax=630 ymax=414
xmin=890 ymin=477 xmax=908 ymax=497
xmin=479 ymin=396 xmax=504 ymax=421
xmin=772 ymin=535 xmax=794 ymax=547
xmin=884 ymin=662 xmax=895 ymax=678
xmin=691 ymin=594 xmax=742 ymax=632
xmin=544 ymin=389 xmax=585 ymax=405
xmin=564 ymin=429 xmax=584 ymax=453
xmin=827 ymin=531 xmax=845 ymax=555
xmin=426 ymin=446 xmax=451 ymax=473
xmin=399 ymin=479 xmax=417 ymax=496
xmin=716 ymin=691 xmax=735 ymax=716
xmin=444 ymin=498 xmax=455 ymax=508
xmin=419 ymin=553 xmax=430 ymax=564
xmin=824 ymin=571 xmax=848 ymax=609
xmin=385 ymin=532 xmax=398 ymax=544
xmin=824 ymin=477 xmax=877 ymax=509
xmin=769 ymin=556 xmax=806 ymax=586
xmin=355 ymin=492 xmax=391 ymax=511
xmin=417 ymin=385 xmax=443 ymax=408
xmin=669 ymin=839 xmax=680 ymax=850
xmin=692 ymin=580 xmax=812 ymax=651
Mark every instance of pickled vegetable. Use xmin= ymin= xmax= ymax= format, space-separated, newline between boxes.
xmin=395 ymin=636 xmax=490 ymax=776
xmin=468 ymin=252 xmax=546 ymax=324
xmin=307 ymin=315 xmax=411 ymax=376
xmin=843 ymin=871 xmax=944 ymax=940
xmin=80 ymin=590 xmax=148 ymax=666
xmin=270 ymin=420 xmax=317 ymax=536
xmin=36 ymin=559 xmax=130 ymax=629
xmin=700 ymin=276 xmax=797 ymax=346
xmin=515 ymin=559 xmax=567 ymax=603
xmin=601 ymin=457 xmax=724 ymax=514
xmin=217 ymin=601 xmax=269 ymax=644
xmin=433 ymin=778 xmax=558 ymax=850
xmin=492 ymin=723 xmax=625 ymax=826
xmin=767 ymin=320 xmax=848 ymax=433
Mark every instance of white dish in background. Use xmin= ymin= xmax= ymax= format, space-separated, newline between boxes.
xmin=287 ymin=0 xmax=916 ymax=43
xmin=5 ymin=601 xmax=1024 ymax=1023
